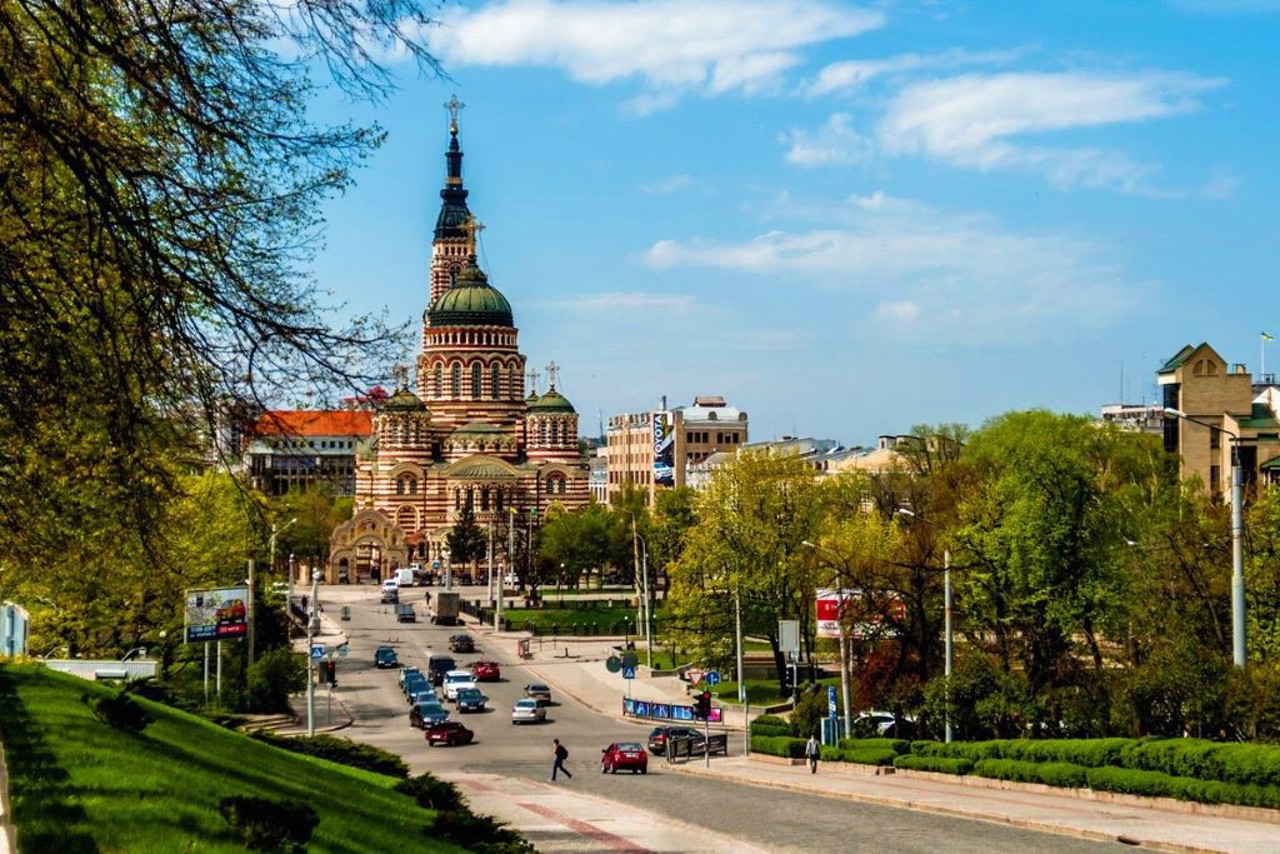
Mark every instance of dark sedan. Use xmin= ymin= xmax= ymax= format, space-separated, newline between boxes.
xmin=647 ymin=725 xmax=706 ymax=755
xmin=409 ymin=699 xmax=449 ymax=729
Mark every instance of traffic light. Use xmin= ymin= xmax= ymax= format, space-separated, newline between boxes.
xmin=694 ymin=690 xmax=712 ymax=720
xmin=321 ymin=660 xmax=337 ymax=686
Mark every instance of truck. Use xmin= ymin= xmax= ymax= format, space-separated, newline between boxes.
xmin=394 ymin=602 xmax=417 ymax=623
xmin=394 ymin=567 xmax=415 ymax=588
xmin=431 ymin=591 xmax=460 ymax=626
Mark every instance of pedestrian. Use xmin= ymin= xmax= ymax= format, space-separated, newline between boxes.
xmin=805 ymin=733 xmax=820 ymax=774
xmin=550 ymin=738 xmax=572 ymax=781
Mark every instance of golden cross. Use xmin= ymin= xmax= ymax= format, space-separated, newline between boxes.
xmin=444 ymin=94 xmax=465 ymax=131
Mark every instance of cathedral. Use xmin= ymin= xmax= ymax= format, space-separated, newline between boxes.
xmin=328 ymin=100 xmax=589 ymax=582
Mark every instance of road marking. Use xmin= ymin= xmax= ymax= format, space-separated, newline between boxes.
xmin=517 ymin=801 xmax=653 ymax=853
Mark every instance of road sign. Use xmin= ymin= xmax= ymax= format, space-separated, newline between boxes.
xmin=605 ymin=656 xmax=622 ymax=673
xmin=431 ymin=560 xmax=441 ymax=571
xmin=310 ymin=644 xmax=325 ymax=660
xmin=705 ymin=670 xmax=721 ymax=686
xmin=685 ymin=668 xmax=704 ymax=684
xmin=621 ymin=652 xmax=639 ymax=668
xmin=337 ymin=643 xmax=350 ymax=659
xmin=622 ymin=666 xmax=637 ymax=680
xmin=828 ymin=685 xmax=838 ymax=719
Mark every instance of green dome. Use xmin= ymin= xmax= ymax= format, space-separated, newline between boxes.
xmin=529 ymin=388 xmax=576 ymax=414
xmin=452 ymin=420 xmax=505 ymax=437
xmin=382 ymin=387 xmax=427 ymax=412
xmin=428 ymin=258 xmax=513 ymax=327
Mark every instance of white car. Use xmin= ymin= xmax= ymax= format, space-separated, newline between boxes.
xmin=442 ymin=669 xmax=477 ymax=701
xmin=511 ymin=698 xmax=545 ymax=724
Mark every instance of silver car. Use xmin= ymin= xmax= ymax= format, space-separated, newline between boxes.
xmin=511 ymin=698 xmax=546 ymax=724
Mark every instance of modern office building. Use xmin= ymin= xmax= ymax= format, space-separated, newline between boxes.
xmin=1157 ymin=342 xmax=1280 ymax=498
xmin=605 ymin=395 xmax=748 ymax=505
xmin=243 ymin=409 xmax=372 ymax=496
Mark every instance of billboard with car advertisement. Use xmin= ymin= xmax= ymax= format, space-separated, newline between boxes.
xmin=653 ymin=410 xmax=675 ymax=487
xmin=816 ymin=588 xmax=906 ymax=640
xmin=185 ymin=587 xmax=249 ymax=643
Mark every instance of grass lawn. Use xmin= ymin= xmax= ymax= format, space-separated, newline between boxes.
xmin=506 ymin=601 xmax=656 ymax=635
xmin=0 ymin=665 xmax=467 ymax=853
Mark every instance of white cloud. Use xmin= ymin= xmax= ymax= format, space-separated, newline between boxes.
xmin=642 ymin=197 xmax=1143 ymax=343
xmin=876 ymin=71 xmax=1226 ymax=191
xmin=544 ymin=291 xmax=697 ymax=313
xmin=781 ymin=113 xmax=874 ymax=166
xmin=639 ymin=174 xmax=696 ymax=195
xmin=805 ymin=47 xmax=1026 ymax=97
xmin=425 ymin=0 xmax=884 ymax=107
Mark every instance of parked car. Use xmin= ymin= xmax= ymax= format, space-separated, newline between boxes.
xmin=425 ymin=720 xmax=474 ymax=747
xmin=470 ymin=660 xmax=501 ymax=682
xmin=647 ymin=725 xmax=706 ymax=755
xmin=447 ymin=633 xmax=475 ymax=653
xmin=601 ymin=742 xmax=648 ymax=774
xmin=855 ymin=710 xmax=917 ymax=738
xmin=523 ymin=682 xmax=553 ymax=705
xmin=374 ymin=646 xmax=399 ymax=669
xmin=442 ymin=670 xmax=477 ymax=701
xmin=455 ymin=687 xmax=488 ymax=713
xmin=511 ymin=698 xmax=545 ymax=724
xmin=409 ymin=699 xmax=449 ymax=729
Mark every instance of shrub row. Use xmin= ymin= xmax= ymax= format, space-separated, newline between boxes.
xmin=910 ymin=737 xmax=1280 ymax=789
xmin=893 ymin=755 xmax=975 ymax=775
xmin=251 ymin=732 xmax=410 ymax=778
xmin=1085 ymin=767 xmax=1280 ymax=810
xmin=841 ymin=747 xmax=898 ymax=767
xmin=837 ymin=737 xmax=910 ymax=756
xmin=750 ymin=735 xmax=804 ymax=758
xmin=974 ymin=759 xmax=1090 ymax=789
xmin=750 ymin=715 xmax=792 ymax=738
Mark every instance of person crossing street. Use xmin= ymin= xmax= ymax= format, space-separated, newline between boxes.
xmin=550 ymin=738 xmax=572 ymax=781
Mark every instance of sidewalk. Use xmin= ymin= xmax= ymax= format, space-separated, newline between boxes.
xmin=492 ymin=622 xmax=1280 ymax=854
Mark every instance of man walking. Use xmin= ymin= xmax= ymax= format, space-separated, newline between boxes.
xmin=805 ymin=733 xmax=820 ymax=773
xmin=550 ymin=738 xmax=572 ymax=781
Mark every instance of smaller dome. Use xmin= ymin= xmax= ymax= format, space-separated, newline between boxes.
xmin=452 ymin=420 xmax=505 ymax=437
xmin=529 ymin=388 xmax=576 ymax=414
xmin=382 ymin=387 xmax=427 ymax=412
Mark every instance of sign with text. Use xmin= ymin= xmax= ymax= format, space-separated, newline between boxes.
xmin=622 ymin=697 xmax=723 ymax=724
xmin=652 ymin=411 xmax=675 ymax=488
xmin=816 ymin=588 xmax=905 ymax=640
xmin=184 ymin=587 xmax=249 ymax=643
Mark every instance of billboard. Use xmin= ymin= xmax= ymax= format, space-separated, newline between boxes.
xmin=185 ymin=587 xmax=249 ymax=643
xmin=816 ymin=588 xmax=905 ymax=640
xmin=653 ymin=411 xmax=675 ymax=487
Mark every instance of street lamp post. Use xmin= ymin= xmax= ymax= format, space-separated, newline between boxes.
xmin=895 ymin=508 xmax=954 ymax=742
xmin=631 ymin=520 xmax=652 ymax=668
xmin=801 ymin=540 xmax=853 ymax=742
xmin=306 ymin=569 xmax=321 ymax=736
xmin=442 ymin=546 xmax=452 ymax=591
xmin=1165 ymin=407 xmax=1247 ymax=668
xmin=250 ymin=516 xmax=296 ymax=670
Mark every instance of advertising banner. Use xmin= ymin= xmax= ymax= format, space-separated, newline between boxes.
xmin=185 ymin=587 xmax=249 ymax=643
xmin=652 ymin=411 xmax=675 ymax=487
xmin=816 ymin=588 xmax=905 ymax=640
xmin=622 ymin=697 xmax=722 ymax=723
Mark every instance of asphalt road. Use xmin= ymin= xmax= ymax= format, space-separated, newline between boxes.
xmin=319 ymin=585 xmax=1128 ymax=853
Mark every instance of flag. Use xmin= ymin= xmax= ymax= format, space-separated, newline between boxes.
xmin=1264 ymin=332 xmax=1275 ymax=341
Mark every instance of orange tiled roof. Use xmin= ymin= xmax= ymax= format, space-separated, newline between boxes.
xmin=252 ymin=410 xmax=372 ymax=437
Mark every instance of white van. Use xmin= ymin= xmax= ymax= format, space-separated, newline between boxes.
xmin=394 ymin=567 xmax=415 ymax=588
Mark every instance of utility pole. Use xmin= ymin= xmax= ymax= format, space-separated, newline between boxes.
xmin=306 ymin=570 xmax=320 ymax=736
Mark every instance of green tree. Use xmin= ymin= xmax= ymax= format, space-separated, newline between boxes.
xmin=539 ymin=504 xmax=613 ymax=589
xmin=447 ymin=499 xmax=488 ymax=571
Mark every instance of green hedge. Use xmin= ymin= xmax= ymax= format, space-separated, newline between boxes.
xmin=894 ymin=754 xmax=974 ymax=775
xmin=974 ymin=759 xmax=1089 ymax=789
xmin=1085 ymin=766 xmax=1280 ymax=809
xmin=750 ymin=735 xmax=804 ymax=758
xmin=838 ymin=737 xmax=910 ymax=755
xmin=750 ymin=715 xmax=793 ymax=738
xmin=843 ymin=747 xmax=898 ymax=766
xmin=1119 ymin=739 xmax=1280 ymax=789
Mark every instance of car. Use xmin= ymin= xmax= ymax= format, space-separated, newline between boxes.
xmin=427 ymin=654 xmax=456 ymax=688
xmin=470 ymin=660 xmax=501 ymax=682
xmin=214 ymin=599 xmax=246 ymax=623
xmin=442 ymin=669 xmax=477 ymax=701
xmin=425 ymin=720 xmax=474 ymax=747
xmin=647 ymin=725 xmax=706 ymax=756
xmin=448 ymin=633 xmax=475 ymax=653
xmin=380 ymin=587 xmax=399 ymax=604
xmin=374 ymin=646 xmax=399 ymax=669
xmin=403 ymin=674 xmax=430 ymax=700
xmin=394 ymin=602 xmax=416 ymax=622
xmin=409 ymin=699 xmax=449 ymax=729
xmin=511 ymin=698 xmax=545 ymax=724
xmin=855 ymin=710 xmax=917 ymax=738
xmin=408 ymin=685 xmax=438 ymax=706
xmin=398 ymin=666 xmax=421 ymax=688
xmin=523 ymin=682 xmax=552 ymax=705
xmin=601 ymin=742 xmax=648 ymax=774
xmin=455 ymin=687 xmax=488 ymax=713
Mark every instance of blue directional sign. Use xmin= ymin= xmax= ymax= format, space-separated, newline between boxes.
xmin=337 ymin=643 xmax=350 ymax=659
xmin=310 ymin=644 xmax=325 ymax=660
xmin=828 ymin=685 xmax=838 ymax=719
xmin=705 ymin=670 xmax=721 ymax=686
xmin=622 ymin=665 xmax=637 ymax=680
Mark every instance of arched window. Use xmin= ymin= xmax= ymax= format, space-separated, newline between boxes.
xmin=481 ymin=487 xmax=490 ymax=511
xmin=491 ymin=364 xmax=500 ymax=400
xmin=451 ymin=364 xmax=461 ymax=397
xmin=472 ymin=362 xmax=482 ymax=398
xmin=549 ymin=422 xmax=558 ymax=445
xmin=434 ymin=364 xmax=442 ymax=396
xmin=408 ymin=478 xmax=417 ymax=495
xmin=538 ymin=420 xmax=547 ymax=445
xmin=496 ymin=490 xmax=504 ymax=512
xmin=396 ymin=477 xmax=405 ymax=495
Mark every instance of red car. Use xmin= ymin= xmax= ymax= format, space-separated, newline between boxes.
xmin=424 ymin=720 xmax=474 ymax=747
xmin=601 ymin=741 xmax=648 ymax=774
xmin=470 ymin=660 xmax=501 ymax=682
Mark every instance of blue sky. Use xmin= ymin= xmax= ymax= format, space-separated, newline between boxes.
xmin=308 ymin=0 xmax=1280 ymax=445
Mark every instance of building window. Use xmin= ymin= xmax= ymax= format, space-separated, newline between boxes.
xmin=481 ymin=487 xmax=490 ymax=510
xmin=434 ymin=364 xmax=442 ymax=396
xmin=1210 ymin=465 xmax=1221 ymax=494
xmin=451 ymin=364 xmax=461 ymax=397
xmin=472 ymin=362 xmax=482 ymax=398
xmin=1210 ymin=427 xmax=1221 ymax=450
xmin=491 ymin=364 xmax=500 ymax=400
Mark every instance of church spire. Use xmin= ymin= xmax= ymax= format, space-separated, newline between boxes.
xmin=434 ymin=94 xmax=471 ymax=240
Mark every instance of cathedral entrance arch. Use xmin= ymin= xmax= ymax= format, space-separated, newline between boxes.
xmin=329 ymin=508 xmax=409 ymax=584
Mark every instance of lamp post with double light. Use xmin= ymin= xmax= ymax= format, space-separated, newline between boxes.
xmin=1164 ymin=407 xmax=1246 ymax=669
xmin=801 ymin=540 xmax=853 ymax=741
